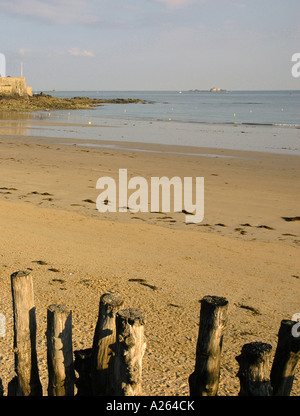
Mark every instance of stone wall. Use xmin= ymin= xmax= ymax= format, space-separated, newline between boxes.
xmin=0 ymin=77 xmax=32 ymax=97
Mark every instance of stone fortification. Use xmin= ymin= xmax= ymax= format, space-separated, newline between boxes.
xmin=0 ymin=77 xmax=32 ymax=96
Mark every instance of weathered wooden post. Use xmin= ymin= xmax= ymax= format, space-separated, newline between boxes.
xmin=10 ymin=271 xmax=42 ymax=396
xmin=113 ymin=308 xmax=146 ymax=396
xmin=189 ymin=295 xmax=228 ymax=396
xmin=270 ymin=319 xmax=300 ymax=396
xmin=47 ymin=304 xmax=74 ymax=396
xmin=236 ymin=342 xmax=273 ymax=396
xmin=74 ymin=348 xmax=93 ymax=396
xmin=91 ymin=292 xmax=123 ymax=395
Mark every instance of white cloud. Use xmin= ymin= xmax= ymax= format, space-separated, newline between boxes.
xmin=68 ymin=48 xmax=95 ymax=57
xmin=0 ymin=0 xmax=99 ymax=25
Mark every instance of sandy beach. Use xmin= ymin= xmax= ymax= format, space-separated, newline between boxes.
xmin=0 ymin=124 xmax=299 ymax=396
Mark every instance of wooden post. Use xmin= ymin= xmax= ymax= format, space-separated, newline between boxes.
xmin=47 ymin=304 xmax=74 ymax=396
xmin=236 ymin=342 xmax=273 ymax=396
xmin=270 ymin=319 xmax=300 ymax=396
xmin=74 ymin=348 xmax=93 ymax=396
xmin=10 ymin=271 xmax=42 ymax=396
xmin=91 ymin=292 xmax=123 ymax=395
xmin=113 ymin=308 xmax=146 ymax=396
xmin=189 ymin=295 xmax=228 ymax=396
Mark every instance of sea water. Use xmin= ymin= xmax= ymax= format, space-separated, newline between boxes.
xmin=1 ymin=90 xmax=300 ymax=154
xmin=47 ymin=90 xmax=300 ymax=126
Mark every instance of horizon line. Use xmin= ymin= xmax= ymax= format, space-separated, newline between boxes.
xmin=34 ymin=88 xmax=300 ymax=93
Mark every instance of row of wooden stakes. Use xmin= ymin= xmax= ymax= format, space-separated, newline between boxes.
xmin=0 ymin=270 xmax=300 ymax=396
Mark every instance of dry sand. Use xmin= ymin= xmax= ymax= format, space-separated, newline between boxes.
xmin=0 ymin=131 xmax=299 ymax=396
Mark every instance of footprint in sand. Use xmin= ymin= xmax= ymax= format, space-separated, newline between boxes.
xmin=32 ymin=260 xmax=48 ymax=265
xmin=52 ymin=278 xmax=66 ymax=284
xmin=234 ymin=228 xmax=247 ymax=235
xmin=181 ymin=209 xmax=194 ymax=215
xmin=128 ymin=278 xmax=158 ymax=291
xmin=236 ymin=303 xmax=261 ymax=315
xmin=27 ymin=191 xmax=53 ymax=197
xmin=282 ymin=216 xmax=300 ymax=222
xmin=32 ymin=261 xmax=61 ymax=274
xmin=0 ymin=187 xmax=18 ymax=191
xmin=257 ymin=225 xmax=275 ymax=230
xmin=82 ymin=199 xmax=95 ymax=204
xmin=282 ymin=233 xmax=297 ymax=236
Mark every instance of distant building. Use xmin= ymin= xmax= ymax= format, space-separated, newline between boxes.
xmin=0 ymin=76 xmax=32 ymax=96
xmin=209 ymin=87 xmax=227 ymax=92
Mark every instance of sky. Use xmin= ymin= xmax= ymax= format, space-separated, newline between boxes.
xmin=0 ymin=0 xmax=300 ymax=91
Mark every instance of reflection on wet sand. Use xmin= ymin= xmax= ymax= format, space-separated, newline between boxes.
xmin=1 ymin=111 xmax=300 ymax=156
xmin=0 ymin=111 xmax=113 ymax=137
xmin=0 ymin=112 xmax=33 ymax=135
xmin=0 ymin=112 xmax=33 ymax=120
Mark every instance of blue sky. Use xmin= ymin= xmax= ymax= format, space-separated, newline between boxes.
xmin=0 ymin=0 xmax=299 ymax=91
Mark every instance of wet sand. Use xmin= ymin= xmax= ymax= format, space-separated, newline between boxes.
xmin=0 ymin=129 xmax=299 ymax=396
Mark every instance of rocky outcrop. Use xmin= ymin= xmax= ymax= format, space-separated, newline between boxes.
xmin=0 ymin=93 xmax=146 ymax=112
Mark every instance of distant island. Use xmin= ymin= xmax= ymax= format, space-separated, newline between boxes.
xmin=209 ymin=87 xmax=227 ymax=92
xmin=188 ymin=88 xmax=227 ymax=93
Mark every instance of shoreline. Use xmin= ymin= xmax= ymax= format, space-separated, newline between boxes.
xmin=0 ymin=115 xmax=300 ymax=156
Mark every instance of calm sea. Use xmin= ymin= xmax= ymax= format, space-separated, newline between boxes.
xmin=46 ymin=90 xmax=300 ymax=126
xmin=1 ymin=90 xmax=300 ymax=154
